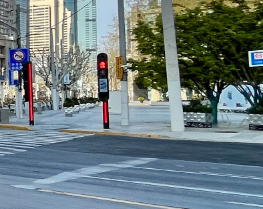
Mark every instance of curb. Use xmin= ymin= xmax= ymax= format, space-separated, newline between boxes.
xmin=60 ymin=129 xmax=168 ymax=139
xmin=0 ymin=124 xmax=31 ymax=131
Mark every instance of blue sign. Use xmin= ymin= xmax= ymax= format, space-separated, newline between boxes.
xmin=248 ymin=50 xmax=263 ymax=67
xmin=9 ymin=48 xmax=29 ymax=71
xmin=9 ymin=69 xmax=18 ymax=86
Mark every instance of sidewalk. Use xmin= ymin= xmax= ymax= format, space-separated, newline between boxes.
xmin=6 ymin=102 xmax=263 ymax=144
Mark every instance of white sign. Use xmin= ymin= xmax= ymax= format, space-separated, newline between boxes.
xmin=13 ymin=50 xmax=26 ymax=62
xmin=248 ymin=50 xmax=263 ymax=67
xmin=99 ymin=79 xmax=108 ymax=93
xmin=13 ymin=71 xmax=18 ymax=80
xmin=64 ymin=73 xmax=70 ymax=84
xmin=254 ymin=52 xmax=263 ymax=60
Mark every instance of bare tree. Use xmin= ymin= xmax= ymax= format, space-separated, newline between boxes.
xmin=57 ymin=45 xmax=92 ymax=87
xmin=31 ymin=46 xmax=91 ymax=92
xmin=30 ymin=48 xmax=52 ymax=90
xmin=100 ymin=16 xmax=121 ymax=91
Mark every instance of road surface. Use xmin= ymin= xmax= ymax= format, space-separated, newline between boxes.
xmin=0 ymin=130 xmax=263 ymax=209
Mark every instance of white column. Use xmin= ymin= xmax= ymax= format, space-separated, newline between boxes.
xmin=118 ymin=0 xmax=130 ymax=126
xmin=161 ymin=0 xmax=185 ymax=132
xmin=18 ymin=91 xmax=23 ymax=119
xmin=15 ymin=89 xmax=19 ymax=118
xmin=0 ymin=83 xmax=4 ymax=107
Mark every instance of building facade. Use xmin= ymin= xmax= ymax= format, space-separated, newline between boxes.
xmin=64 ymin=0 xmax=78 ymax=46
xmin=30 ymin=0 xmax=72 ymax=55
xmin=78 ymin=0 xmax=97 ymax=67
xmin=16 ymin=0 xmax=29 ymax=47
xmin=0 ymin=0 xmax=16 ymax=37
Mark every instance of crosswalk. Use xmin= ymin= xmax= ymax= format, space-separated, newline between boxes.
xmin=0 ymin=130 xmax=88 ymax=157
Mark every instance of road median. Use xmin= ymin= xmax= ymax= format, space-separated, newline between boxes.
xmin=0 ymin=124 xmax=31 ymax=131
xmin=60 ymin=129 xmax=169 ymax=139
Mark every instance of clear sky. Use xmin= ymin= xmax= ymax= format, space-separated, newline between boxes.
xmin=97 ymin=0 xmax=118 ymax=46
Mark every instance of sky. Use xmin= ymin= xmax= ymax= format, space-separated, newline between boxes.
xmin=97 ymin=0 xmax=118 ymax=46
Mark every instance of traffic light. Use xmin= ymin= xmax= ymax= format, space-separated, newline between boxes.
xmin=22 ymin=61 xmax=34 ymax=125
xmin=97 ymin=53 xmax=109 ymax=129
xmin=97 ymin=53 xmax=109 ymax=101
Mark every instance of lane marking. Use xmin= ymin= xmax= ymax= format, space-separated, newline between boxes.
xmin=0 ymin=147 xmax=26 ymax=152
xmin=83 ymin=175 xmax=263 ymax=199
xmin=228 ymin=202 xmax=263 ymax=208
xmin=0 ymin=151 xmax=14 ymax=155
xmin=132 ymin=166 xmax=263 ymax=181
xmin=39 ymin=189 xmax=184 ymax=209
xmin=13 ymin=158 xmax=156 ymax=189
xmin=0 ymin=141 xmax=41 ymax=146
xmin=0 ymin=143 xmax=34 ymax=149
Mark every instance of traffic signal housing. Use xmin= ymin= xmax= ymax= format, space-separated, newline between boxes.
xmin=97 ymin=53 xmax=109 ymax=101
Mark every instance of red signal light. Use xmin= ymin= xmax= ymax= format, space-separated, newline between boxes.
xmin=99 ymin=61 xmax=106 ymax=69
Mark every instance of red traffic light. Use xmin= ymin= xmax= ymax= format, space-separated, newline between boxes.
xmin=99 ymin=61 xmax=106 ymax=69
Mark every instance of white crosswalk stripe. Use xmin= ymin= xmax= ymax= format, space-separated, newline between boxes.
xmin=0 ymin=130 xmax=89 ymax=157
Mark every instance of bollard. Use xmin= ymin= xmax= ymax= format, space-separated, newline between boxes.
xmin=0 ymin=109 xmax=10 ymax=124
xmin=37 ymin=102 xmax=42 ymax=114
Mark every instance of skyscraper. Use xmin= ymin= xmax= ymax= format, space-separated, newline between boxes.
xmin=78 ymin=0 xmax=97 ymax=66
xmin=64 ymin=0 xmax=78 ymax=46
xmin=0 ymin=0 xmax=16 ymax=37
xmin=16 ymin=0 xmax=29 ymax=47
xmin=30 ymin=0 xmax=72 ymax=55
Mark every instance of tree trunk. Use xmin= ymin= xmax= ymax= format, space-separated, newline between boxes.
xmin=207 ymin=89 xmax=219 ymax=125
xmin=253 ymin=85 xmax=259 ymax=106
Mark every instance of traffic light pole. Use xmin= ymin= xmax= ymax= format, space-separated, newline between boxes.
xmin=103 ymin=101 xmax=109 ymax=129
xmin=118 ymin=0 xmax=129 ymax=126
xmin=161 ymin=0 xmax=185 ymax=132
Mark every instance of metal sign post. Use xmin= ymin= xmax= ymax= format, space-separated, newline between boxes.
xmin=9 ymin=48 xmax=30 ymax=119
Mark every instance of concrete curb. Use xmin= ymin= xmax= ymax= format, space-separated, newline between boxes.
xmin=0 ymin=124 xmax=31 ymax=131
xmin=59 ymin=129 xmax=168 ymax=139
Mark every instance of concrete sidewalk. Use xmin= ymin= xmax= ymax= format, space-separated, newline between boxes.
xmin=5 ymin=102 xmax=263 ymax=143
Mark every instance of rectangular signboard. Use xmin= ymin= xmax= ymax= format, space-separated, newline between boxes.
xmin=99 ymin=78 xmax=108 ymax=93
xmin=116 ymin=56 xmax=123 ymax=79
xmin=248 ymin=50 xmax=263 ymax=67
xmin=9 ymin=48 xmax=29 ymax=71
xmin=9 ymin=69 xmax=18 ymax=86
xmin=64 ymin=73 xmax=70 ymax=84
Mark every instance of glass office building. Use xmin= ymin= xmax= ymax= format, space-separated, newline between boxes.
xmin=16 ymin=0 xmax=28 ymax=47
xmin=78 ymin=0 xmax=97 ymax=67
xmin=64 ymin=0 xmax=78 ymax=46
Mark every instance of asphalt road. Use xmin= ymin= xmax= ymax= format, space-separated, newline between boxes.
xmin=1 ymin=132 xmax=263 ymax=209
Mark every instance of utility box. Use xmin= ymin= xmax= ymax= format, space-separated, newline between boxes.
xmin=109 ymin=91 xmax=121 ymax=114
xmin=0 ymin=109 xmax=9 ymax=124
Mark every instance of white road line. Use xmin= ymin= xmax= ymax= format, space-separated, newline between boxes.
xmin=83 ymin=176 xmax=263 ymax=199
xmin=0 ymin=141 xmax=41 ymax=146
xmin=132 ymin=166 xmax=263 ymax=181
xmin=0 ymin=143 xmax=34 ymax=149
xmin=0 ymin=151 xmax=14 ymax=155
xmin=13 ymin=158 xmax=156 ymax=189
xmin=0 ymin=147 xmax=26 ymax=152
xmin=228 ymin=202 xmax=263 ymax=208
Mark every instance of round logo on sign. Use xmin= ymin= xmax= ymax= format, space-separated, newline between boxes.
xmin=13 ymin=50 xmax=26 ymax=62
xmin=255 ymin=53 xmax=263 ymax=59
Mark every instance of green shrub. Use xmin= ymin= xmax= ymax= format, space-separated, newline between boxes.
xmin=72 ymin=98 xmax=80 ymax=105
xmin=138 ymin=97 xmax=145 ymax=102
xmin=183 ymin=100 xmax=212 ymax=113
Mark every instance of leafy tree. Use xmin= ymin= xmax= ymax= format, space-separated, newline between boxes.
xmin=130 ymin=1 xmax=237 ymax=124
xmin=130 ymin=0 xmax=263 ymax=124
